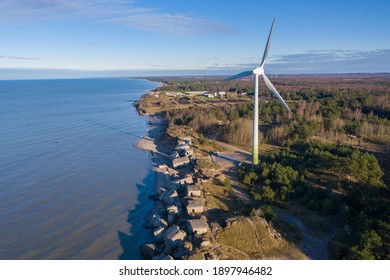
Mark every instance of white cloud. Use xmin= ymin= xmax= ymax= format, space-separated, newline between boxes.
xmin=266 ymin=49 xmax=390 ymax=73
xmin=269 ymin=49 xmax=390 ymax=64
xmin=0 ymin=0 xmax=134 ymax=21
xmin=0 ymin=55 xmax=42 ymax=60
xmin=105 ymin=12 xmax=231 ymax=35
xmin=0 ymin=0 xmax=230 ymax=35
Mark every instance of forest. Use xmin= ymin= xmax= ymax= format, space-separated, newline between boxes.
xmin=143 ymin=74 xmax=389 ymax=259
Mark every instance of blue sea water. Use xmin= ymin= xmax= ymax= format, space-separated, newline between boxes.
xmin=0 ymin=78 xmax=159 ymax=259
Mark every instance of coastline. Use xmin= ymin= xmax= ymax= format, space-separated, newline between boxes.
xmin=134 ymin=80 xmax=169 ymax=198
xmin=135 ymin=114 xmax=171 ymax=194
xmin=134 ymin=113 xmax=173 ymax=242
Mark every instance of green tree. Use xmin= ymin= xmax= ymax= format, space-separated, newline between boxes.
xmin=243 ymin=170 xmax=258 ymax=186
xmin=261 ymin=205 xmax=275 ymax=222
xmin=344 ymin=120 xmax=361 ymax=135
xmin=260 ymin=186 xmax=276 ymax=201
xmin=348 ymin=151 xmax=385 ymax=187
xmin=349 ymin=230 xmax=383 ymax=259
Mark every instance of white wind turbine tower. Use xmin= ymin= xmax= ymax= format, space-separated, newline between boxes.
xmin=225 ymin=17 xmax=292 ymax=165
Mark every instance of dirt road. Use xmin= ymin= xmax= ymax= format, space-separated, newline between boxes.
xmin=211 ymin=139 xmax=339 ymax=259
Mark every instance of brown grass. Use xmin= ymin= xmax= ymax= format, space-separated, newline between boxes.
xmin=203 ymin=181 xmax=246 ymax=212
xmin=215 ymin=217 xmax=307 ymax=260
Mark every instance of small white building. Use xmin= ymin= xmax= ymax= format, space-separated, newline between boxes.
xmin=214 ymin=91 xmax=226 ymax=97
xmin=185 ymin=91 xmax=208 ymax=96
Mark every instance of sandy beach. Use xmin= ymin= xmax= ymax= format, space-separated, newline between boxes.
xmin=135 ymin=114 xmax=175 ymax=223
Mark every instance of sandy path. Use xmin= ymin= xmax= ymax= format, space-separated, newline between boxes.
xmin=210 ymin=139 xmax=339 ymax=259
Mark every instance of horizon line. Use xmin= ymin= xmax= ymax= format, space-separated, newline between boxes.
xmin=1 ymin=72 xmax=390 ymax=81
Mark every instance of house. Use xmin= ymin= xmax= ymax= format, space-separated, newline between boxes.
xmin=187 ymin=185 xmax=202 ymax=197
xmin=188 ymin=218 xmax=209 ymax=235
xmin=187 ymin=200 xmax=204 ymax=215
xmin=172 ymin=156 xmax=190 ymax=168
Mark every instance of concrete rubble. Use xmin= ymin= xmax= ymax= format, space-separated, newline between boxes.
xmin=141 ymin=136 xmax=210 ymax=260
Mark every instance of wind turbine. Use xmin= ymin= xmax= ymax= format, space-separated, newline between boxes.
xmin=224 ymin=17 xmax=291 ymax=165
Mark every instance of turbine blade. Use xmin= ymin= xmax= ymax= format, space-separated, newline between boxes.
xmin=260 ymin=17 xmax=276 ymax=68
xmin=224 ymin=70 xmax=253 ymax=81
xmin=262 ymin=74 xmax=292 ymax=113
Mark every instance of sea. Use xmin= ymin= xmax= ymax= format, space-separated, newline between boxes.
xmin=0 ymin=78 xmax=159 ymax=259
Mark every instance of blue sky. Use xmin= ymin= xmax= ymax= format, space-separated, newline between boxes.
xmin=0 ymin=0 xmax=389 ymax=79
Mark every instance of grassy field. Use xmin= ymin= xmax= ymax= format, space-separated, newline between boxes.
xmin=215 ymin=217 xmax=307 ymax=259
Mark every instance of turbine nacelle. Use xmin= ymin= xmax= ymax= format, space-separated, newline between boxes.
xmin=252 ymin=67 xmax=264 ymax=76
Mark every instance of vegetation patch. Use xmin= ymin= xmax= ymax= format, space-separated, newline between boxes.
xmin=215 ymin=217 xmax=306 ymax=259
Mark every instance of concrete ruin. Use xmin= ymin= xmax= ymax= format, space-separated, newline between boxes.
xmin=172 ymin=176 xmax=194 ymax=185
xmin=187 ymin=200 xmax=204 ymax=215
xmin=166 ymin=204 xmax=179 ymax=214
xmin=163 ymin=225 xmax=187 ymax=248
xmin=152 ymin=214 xmax=168 ymax=228
xmin=188 ymin=218 xmax=209 ymax=235
xmin=187 ymin=184 xmax=202 ymax=197
xmin=172 ymin=156 xmax=190 ymax=168
xmin=159 ymin=189 xmax=179 ymax=205
xmin=154 ymin=227 xmax=166 ymax=243
xmin=177 ymin=136 xmax=192 ymax=145
xmin=140 ymin=243 xmax=157 ymax=259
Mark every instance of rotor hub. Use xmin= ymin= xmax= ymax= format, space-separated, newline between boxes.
xmin=253 ymin=67 xmax=264 ymax=75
